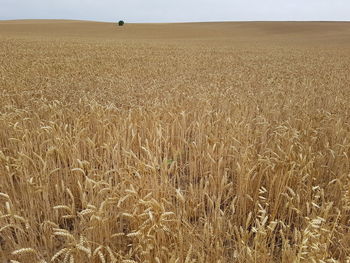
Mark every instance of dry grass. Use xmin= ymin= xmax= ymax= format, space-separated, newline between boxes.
xmin=1 ymin=20 xmax=350 ymax=262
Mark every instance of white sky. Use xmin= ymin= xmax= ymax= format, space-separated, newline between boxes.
xmin=0 ymin=0 xmax=349 ymax=22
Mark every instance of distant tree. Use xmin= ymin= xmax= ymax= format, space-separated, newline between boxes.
xmin=118 ymin=20 xmax=125 ymax=26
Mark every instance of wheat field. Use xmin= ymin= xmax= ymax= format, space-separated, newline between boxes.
xmin=1 ymin=20 xmax=350 ymax=263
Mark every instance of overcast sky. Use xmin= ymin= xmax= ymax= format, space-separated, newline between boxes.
xmin=0 ymin=0 xmax=349 ymax=22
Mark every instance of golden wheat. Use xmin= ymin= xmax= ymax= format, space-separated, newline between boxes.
xmin=0 ymin=20 xmax=350 ymax=262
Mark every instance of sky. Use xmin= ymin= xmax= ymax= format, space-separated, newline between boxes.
xmin=0 ymin=0 xmax=349 ymax=22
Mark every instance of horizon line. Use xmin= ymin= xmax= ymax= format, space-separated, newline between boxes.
xmin=1 ymin=18 xmax=350 ymax=24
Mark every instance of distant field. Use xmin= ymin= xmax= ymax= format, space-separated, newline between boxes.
xmin=1 ymin=20 xmax=350 ymax=44
xmin=1 ymin=20 xmax=350 ymax=262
